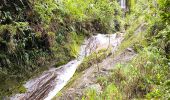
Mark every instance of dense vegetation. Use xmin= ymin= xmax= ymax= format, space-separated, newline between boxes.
xmin=83 ymin=0 xmax=170 ymax=99
xmin=0 ymin=0 xmax=122 ymax=97
xmin=0 ymin=0 xmax=169 ymax=99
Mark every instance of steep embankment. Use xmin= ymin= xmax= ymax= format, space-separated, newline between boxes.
xmin=0 ymin=0 xmax=122 ymax=97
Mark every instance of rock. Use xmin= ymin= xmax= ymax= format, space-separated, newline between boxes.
xmin=126 ymin=47 xmax=134 ymax=52
xmin=101 ymin=68 xmax=108 ymax=71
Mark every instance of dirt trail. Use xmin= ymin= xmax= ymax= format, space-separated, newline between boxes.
xmin=56 ymin=48 xmax=136 ymax=100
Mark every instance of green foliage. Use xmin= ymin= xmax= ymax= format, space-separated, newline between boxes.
xmin=18 ymin=85 xmax=27 ymax=93
xmin=77 ymin=49 xmax=109 ymax=72
xmin=146 ymin=88 xmax=162 ymax=99
xmin=158 ymin=0 xmax=170 ymax=24
xmin=95 ymin=47 xmax=169 ymax=99
xmin=102 ymin=83 xmax=122 ymax=100
xmin=67 ymin=32 xmax=84 ymax=58
xmin=86 ymin=0 xmax=170 ymax=99
xmin=33 ymin=0 xmax=57 ymax=24
xmin=83 ymin=83 xmax=122 ymax=100
xmin=83 ymin=88 xmax=98 ymax=100
xmin=0 ymin=0 xmax=122 ymax=97
xmin=54 ymin=32 xmax=84 ymax=67
xmin=97 ymin=76 xmax=108 ymax=87
xmin=0 ymin=24 xmax=17 ymax=35
xmin=63 ymin=0 xmax=89 ymax=21
xmin=63 ymin=0 xmax=120 ymax=21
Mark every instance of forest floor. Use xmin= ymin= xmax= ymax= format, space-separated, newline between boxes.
xmin=55 ymin=47 xmax=137 ymax=100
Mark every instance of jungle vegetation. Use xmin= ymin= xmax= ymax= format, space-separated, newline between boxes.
xmin=0 ymin=0 xmax=169 ymax=99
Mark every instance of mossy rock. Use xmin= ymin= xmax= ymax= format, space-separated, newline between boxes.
xmin=18 ymin=85 xmax=27 ymax=93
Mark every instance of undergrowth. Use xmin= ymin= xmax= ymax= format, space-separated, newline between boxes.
xmin=0 ymin=0 xmax=123 ymax=97
xmin=77 ymin=49 xmax=111 ymax=72
xmin=82 ymin=0 xmax=170 ymax=99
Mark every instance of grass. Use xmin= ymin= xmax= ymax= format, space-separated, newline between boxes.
xmin=66 ymin=32 xmax=84 ymax=59
xmin=54 ymin=32 xmax=84 ymax=67
xmin=83 ymin=80 xmax=122 ymax=100
xmin=80 ymin=1 xmax=170 ymax=98
xmin=86 ymin=41 xmax=169 ymax=99
xmin=77 ymin=49 xmax=111 ymax=72
xmin=82 ymin=46 xmax=169 ymax=100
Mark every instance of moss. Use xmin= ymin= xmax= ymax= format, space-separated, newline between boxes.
xmin=18 ymin=85 xmax=27 ymax=93
xmin=0 ymin=78 xmax=27 ymax=96
xmin=77 ymin=49 xmax=110 ymax=72
xmin=55 ymin=60 xmax=67 ymax=67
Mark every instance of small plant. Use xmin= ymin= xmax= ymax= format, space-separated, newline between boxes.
xmin=33 ymin=0 xmax=57 ymax=24
xmin=97 ymin=76 xmax=108 ymax=87
xmin=84 ymin=88 xmax=98 ymax=100
xmin=77 ymin=49 xmax=109 ymax=72
xmin=102 ymin=83 xmax=122 ymax=100
xmin=18 ymin=85 xmax=27 ymax=93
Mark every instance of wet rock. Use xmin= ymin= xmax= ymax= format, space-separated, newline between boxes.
xmin=126 ymin=47 xmax=134 ymax=52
